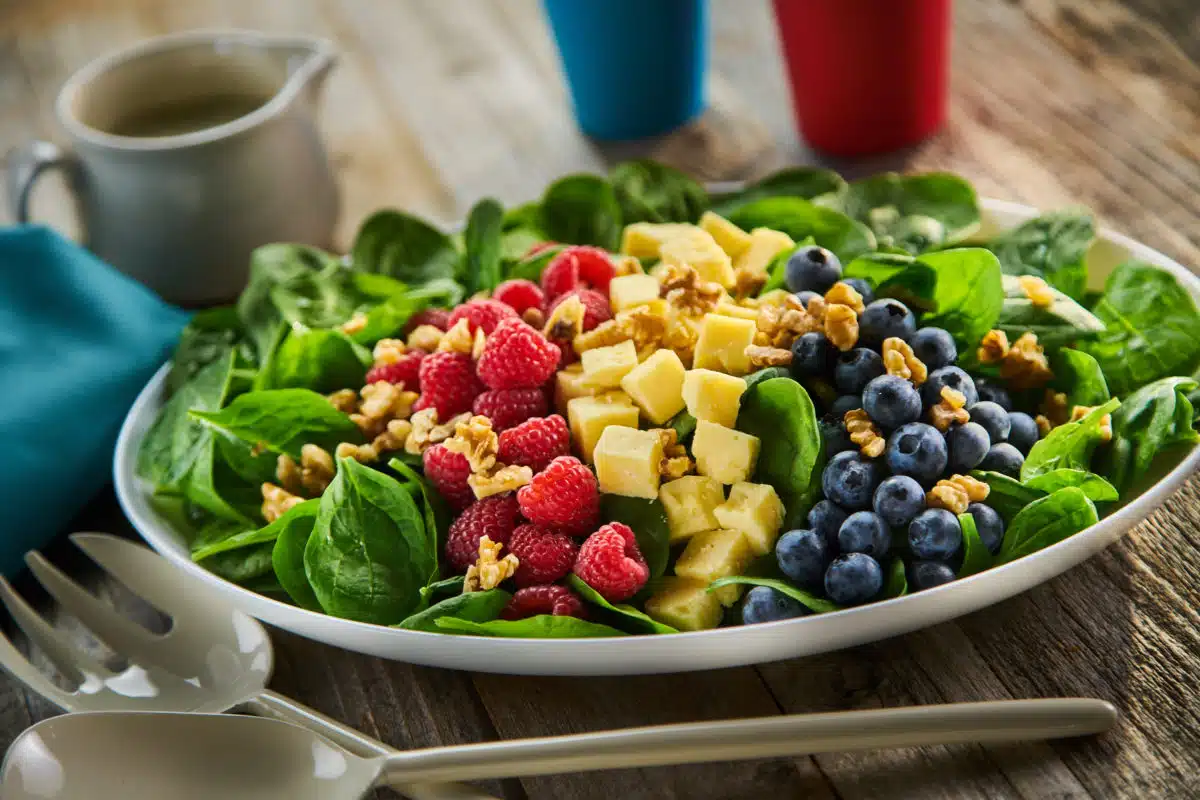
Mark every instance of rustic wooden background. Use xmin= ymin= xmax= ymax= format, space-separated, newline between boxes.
xmin=1 ymin=0 xmax=1198 ymax=798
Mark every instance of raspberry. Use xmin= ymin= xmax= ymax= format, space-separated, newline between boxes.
xmin=415 ymin=351 xmax=482 ymax=417
xmin=497 ymin=415 xmax=570 ymax=473
xmin=476 ymin=319 xmax=559 ymax=390
xmin=404 ymin=308 xmax=451 ymax=333
xmin=517 ymin=455 xmax=599 ymax=534
xmin=448 ymin=298 xmax=518 ymax=335
xmin=541 ymin=246 xmax=615 ymax=300
xmin=473 ymin=388 xmax=548 ymax=431
xmin=423 ymin=444 xmax=475 ymax=511
xmin=506 ymin=524 xmax=579 ymax=587
xmin=364 ymin=350 xmax=425 ymax=391
xmin=444 ymin=493 xmax=522 ymax=572
xmin=548 ymin=288 xmax=612 ymax=332
xmin=493 ymin=279 xmax=545 ymax=316
xmin=573 ymin=523 xmax=649 ymax=602
xmin=501 ymin=585 xmax=586 ymax=620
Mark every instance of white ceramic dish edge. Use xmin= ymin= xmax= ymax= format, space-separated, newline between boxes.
xmin=113 ymin=198 xmax=1200 ymax=676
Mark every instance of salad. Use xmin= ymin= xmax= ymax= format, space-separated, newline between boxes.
xmin=136 ymin=162 xmax=1200 ymax=638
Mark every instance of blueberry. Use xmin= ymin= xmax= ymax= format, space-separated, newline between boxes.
xmin=862 ymin=375 xmax=922 ymax=430
xmin=776 ymin=529 xmax=830 ymax=590
xmin=873 ymin=475 xmax=926 ymax=529
xmin=821 ymin=451 xmax=881 ymax=510
xmin=785 ymin=245 xmax=842 ymax=294
xmin=967 ymin=502 xmax=1005 ymax=555
xmin=908 ymin=508 xmax=963 ymax=561
xmin=834 ymin=348 xmax=885 ymax=394
xmin=909 ymin=560 xmax=957 ymax=591
xmin=837 ymin=511 xmax=891 ymax=560
xmin=793 ymin=290 xmax=821 ymax=307
xmin=1007 ymin=412 xmax=1040 ymax=454
xmin=824 ymin=553 xmax=884 ymax=606
xmin=831 ymin=394 xmax=863 ymax=418
xmin=974 ymin=378 xmax=1013 ymax=411
xmin=791 ymin=332 xmax=836 ymax=379
xmin=885 ymin=423 xmax=948 ymax=485
xmin=807 ymin=500 xmax=849 ymax=548
xmin=819 ymin=417 xmax=855 ymax=457
xmin=921 ymin=366 xmax=979 ymax=408
xmin=979 ymin=443 xmax=1025 ymax=478
xmin=859 ymin=299 xmax=916 ymax=346
xmin=969 ymin=401 xmax=1011 ymax=443
xmin=741 ymin=586 xmax=809 ymax=625
xmin=947 ymin=422 xmax=991 ymax=472
xmin=908 ymin=327 xmax=958 ymax=370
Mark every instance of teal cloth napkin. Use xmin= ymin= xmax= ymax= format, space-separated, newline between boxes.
xmin=0 ymin=226 xmax=189 ymax=576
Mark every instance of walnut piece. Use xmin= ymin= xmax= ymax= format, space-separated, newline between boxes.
xmin=276 ymin=453 xmax=303 ymax=496
xmin=463 ymin=535 xmax=520 ymax=592
xmin=1069 ymin=405 xmax=1113 ymax=441
xmin=929 ymin=386 xmax=970 ymax=432
xmin=407 ymin=324 xmax=445 ymax=352
xmin=1035 ymin=414 xmax=1053 ymax=436
xmin=881 ymin=337 xmax=927 ymax=386
xmin=1040 ymin=390 xmax=1070 ymax=427
xmin=437 ymin=318 xmax=476 ymax=355
xmin=651 ymin=428 xmax=695 ymax=478
xmin=353 ymin=381 xmax=419 ymax=438
xmin=754 ymin=294 xmax=818 ymax=349
xmin=825 ymin=281 xmax=865 ymax=314
xmin=1018 ymin=275 xmax=1055 ymax=308
xmin=261 ymin=482 xmax=303 ymax=523
xmin=977 ymin=329 xmax=1010 ymax=365
xmin=299 ymin=444 xmax=336 ymax=495
xmin=824 ymin=303 xmax=860 ymax=351
xmin=372 ymin=338 xmax=408 ymax=367
xmin=468 ymin=464 xmax=534 ymax=499
xmin=612 ymin=255 xmax=645 ymax=277
xmin=844 ymin=409 xmax=886 ymax=458
xmin=336 ymin=418 xmax=414 ymax=464
xmin=443 ymin=415 xmax=499 ymax=474
xmin=733 ymin=264 xmax=768 ymax=299
xmin=927 ymin=474 xmax=990 ymax=514
xmin=405 ymin=409 xmax=471 ymax=455
xmin=745 ymin=344 xmax=793 ymax=368
xmin=327 ymin=389 xmax=359 ymax=414
xmin=660 ymin=263 xmax=723 ymax=316
xmin=544 ymin=294 xmax=586 ymax=341
xmin=573 ymin=318 xmax=630 ymax=354
xmin=339 ymin=311 xmax=368 ymax=336
xmin=999 ymin=332 xmax=1053 ymax=389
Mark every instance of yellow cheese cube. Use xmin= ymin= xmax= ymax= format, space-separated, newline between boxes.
xmin=619 ymin=350 xmax=687 ymax=424
xmin=567 ymin=392 xmax=639 ymax=463
xmin=658 ymin=476 xmax=724 ymax=543
xmin=675 ymin=528 xmax=755 ymax=606
xmin=609 ymin=274 xmax=661 ymax=312
xmin=700 ymin=211 xmax=754 ymax=260
xmin=735 ymin=227 xmax=795 ymax=275
xmin=644 ymin=577 xmax=723 ymax=632
xmin=594 ymin=425 xmax=664 ymax=500
xmin=692 ymin=314 xmax=756 ymax=376
xmin=620 ymin=222 xmax=696 ymax=260
xmin=692 ymin=420 xmax=760 ymax=484
xmin=714 ymin=482 xmax=786 ymax=556
xmin=660 ymin=229 xmax=736 ymax=289
xmin=714 ymin=301 xmax=758 ymax=321
xmin=682 ymin=369 xmax=747 ymax=428
xmin=554 ymin=365 xmax=596 ymax=416
xmin=581 ymin=339 xmax=639 ymax=389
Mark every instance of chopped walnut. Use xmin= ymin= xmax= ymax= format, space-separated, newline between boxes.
xmin=1018 ymin=275 xmax=1055 ymax=308
xmin=824 ymin=304 xmax=860 ymax=351
xmin=660 ymin=263 xmax=723 ymax=316
xmin=472 ymin=327 xmax=487 ymax=360
xmin=612 ymin=255 xmax=645 ymax=277
xmin=372 ymin=338 xmax=408 ymax=366
xmin=522 ymin=307 xmax=546 ymax=328
xmin=299 ymin=444 xmax=336 ymax=495
xmin=620 ymin=306 xmax=670 ymax=352
xmin=844 ymin=409 xmax=886 ymax=458
xmin=327 ymin=389 xmax=359 ymax=414
xmin=927 ymin=474 xmax=990 ymax=514
xmin=444 ymin=415 xmax=499 ymax=474
xmin=745 ymin=345 xmax=793 ymax=368
xmin=733 ymin=263 xmax=768 ymax=299
xmin=337 ymin=418 xmax=414 ymax=464
xmin=573 ymin=318 xmax=630 ymax=354
xmin=1000 ymin=332 xmax=1052 ymax=389
xmin=1069 ymin=405 xmax=1113 ymax=441
xmin=882 ymin=337 xmax=927 ymax=386
xmin=977 ymin=329 xmax=1010 ymax=365
xmin=335 ymin=441 xmax=378 ymax=464
xmin=824 ymin=281 xmax=865 ymax=314
xmin=755 ymin=295 xmax=818 ymax=349
xmin=339 ymin=311 xmax=368 ymax=336
xmin=437 ymin=318 xmax=475 ymax=355
xmin=1035 ymin=414 xmax=1053 ymax=436
xmin=753 ymin=289 xmax=792 ymax=309
xmin=651 ymin=428 xmax=694 ymax=478
xmin=276 ymin=453 xmax=303 ymax=496
xmin=463 ymin=536 xmax=520 ymax=592
xmin=929 ymin=386 xmax=970 ymax=432
xmin=407 ymin=324 xmax=445 ymax=352
xmin=1040 ymin=390 xmax=1070 ymax=427
xmin=261 ymin=482 xmax=303 ymax=523
xmin=353 ymin=381 xmax=419 ymax=438
xmin=468 ymin=464 xmax=534 ymax=499
xmin=544 ymin=294 xmax=586 ymax=341
xmin=805 ymin=295 xmax=827 ymax=325
xmin=404 ymin=409 xmax=471 ymax=455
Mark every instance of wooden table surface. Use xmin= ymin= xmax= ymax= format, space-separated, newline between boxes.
xmin=2 ymin=1 xmax=1198 ymax=798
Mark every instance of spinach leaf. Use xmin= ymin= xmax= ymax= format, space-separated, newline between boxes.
xmin=599 ymin=495 xmax=671 ymax=579
xmin=503 ymin=201 xmax=543 ymax=232
xmin=396 ymin=589 xmax=511 ymax=632
xmin=255 ymin=327 xmax=371 ymax=393
xmin=986 ymin=210 xmax=1094 ymax=300
xmin=609 ymin=160 xmax=708 ymax=224
xmin=919 ymin=249 xmax=1005 ymax=350
xmin=666 ymin=409 xmax=697 ymax=444
xmin=198 ymin=542 xmax=275 ymax=585
xmin=971 ymin=470 xmax=1044 ymax=522
xmin=215 ymin=433 xmax=278 ymax=486
xmin=736 ymin=377 xmax=824 ymax=528
xmin=503 ymin=243 xmax=563 ymax=283
xmin=1024 ymin=469 xmax=1118 ymax=502
xmin=997 ymin=275 xmax=1105 ymax=348
xmin=1050 ymin=349 xmax=1110 ymax=410
xmin=743 ymin=367 xmax=790 ymax=392
xmin=190 ymin=499 xmax=318 ymax=561
xmin=566 ymin=575 xmax=677 ymax=634
xmin=237 ymin=244 xmax=339 ymax=360
xmin=462 ymin=198 xmax=504 ymax=294
xmin=707 ymin=576 xmax=838 ymax=614
xmin=271 ymin=502 xmax=323 ymax=611
xmin=726 ymin=197 xmax=875 ymax=263
xmin=500 ymin=227 xmax=544 ymax=263
xmin=957 ymin=513 xmax=993 ymax=577
xmin=434 ymin=615 xmax=626 ymax=638
xmin=839 ymin=173 xmax=980 ymax=253
xmin=420 ymin=576 xmax=466 ymax=605
xmin=843 ymin=252 xmax=937 ymax=308
xmin=880 ymin=558 xmax=908 ymax=598
xmin=709 ymin=167 xmax=846 ymax=218
xmin=997 ymin=487 xmax=1098 ymax=563
xmin=181 ymin=437 xmax=258 ymax=525
xmin=351 ymin=209 xmax=460 ymax=284
xmin=539 ymin=174 xmax=622 ymax=251
xmin=304 ymin=459 xmax=435 ymax=624
xmin=1081 ymin=261 xmax=1200 ymax=396
xmin=389 ymin=458 xmax=450 ymax=556
xmin=1021 ymin=398 xmax=1121 ymax=481
xmin=1096 ymin=377 xmax=1200 ymax=495
xmin=166 ymin=306 xmax=241 ymax=396
xmin=191 ymin=389 xmax=362 ymax=458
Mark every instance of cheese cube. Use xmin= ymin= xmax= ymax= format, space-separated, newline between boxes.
xmin=620 ymin=350 xmax=687 ymax=424
xmin=660 ymin=229 xmax=736 ymax=289
xmin=594 ymin=426 xmax=664 ymax=500
xmin=620 ymin=222 xmax=696 ymax=260
xmin=644 ymin=577 xmax=723 ymax=632
xmin=682 ymin=369 xmax=747 ymax=428
xmin=609 ymin=274 xmax=661 ymax=312
xmin=555 ymin=365 xmax=596 ymax=416
xmin=714 ymin=482 xmax=786 ymax=556
xmin=700 ymin=211 xmax=754 ymax=260
xmin=714 ymin=301 xmax=758 ymax=321
xmin=693 ymin=314 xmax=756 ymax=375
xmin=692 ymin=420 xmax=760 ymax=484
xmin=658 ymin=476 xmax=724 ymax=543
xmin=675 ymin=528 xmax=755 ymax=606
xmin=735 ymin=227 xmax=795 ymax=275
xmin=568 ymin=392 xmax=639 ymax=463
xmin=581 ymin=339 xmax=639 ymax=389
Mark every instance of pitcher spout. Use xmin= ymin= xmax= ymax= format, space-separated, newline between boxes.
xmin=265 ymin=34 xmax=337 ymax=108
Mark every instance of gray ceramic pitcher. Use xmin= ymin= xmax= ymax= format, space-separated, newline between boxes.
xmin=4 ymin=30 xmax=341 ymax=307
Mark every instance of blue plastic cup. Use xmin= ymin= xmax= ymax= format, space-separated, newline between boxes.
xmin=543 ymin=0 xmax=707 ymax=140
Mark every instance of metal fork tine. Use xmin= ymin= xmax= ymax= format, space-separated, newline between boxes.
xmin=0 ymin=622 xmax=76 ymax=711
xmin=69 ymin=533 xmax=193 ymax=617
xmin=0 ymin=574 xmax=111 ymax=685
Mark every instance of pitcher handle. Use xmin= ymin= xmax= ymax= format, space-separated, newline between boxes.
xmin=5 ymin=140 xmax=74 ymax=223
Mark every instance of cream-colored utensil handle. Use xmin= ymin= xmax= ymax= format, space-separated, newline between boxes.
xmin=378 ymin=699 xmax=1116 ymax=786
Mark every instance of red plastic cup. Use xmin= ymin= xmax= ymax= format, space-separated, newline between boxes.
xmin=772 ymin=0 xmax=952 ymax=156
